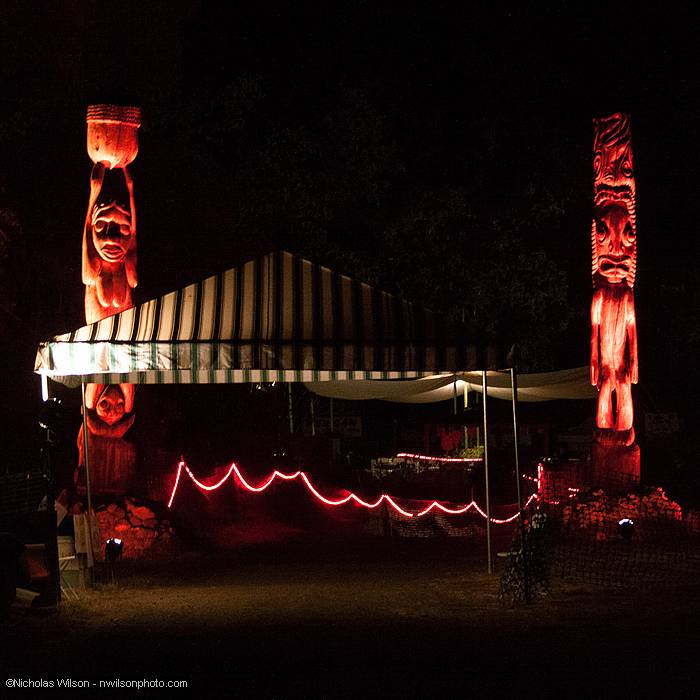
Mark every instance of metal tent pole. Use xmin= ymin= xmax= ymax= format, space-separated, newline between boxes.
xmin=38 ymin=382 xmax=60 ymax=605
xmin=482 ymin=370 xmax=492 ymax=574
xmin=463 ymin=383 xmax=468 ymax=452
xmin=43 ymin=440 xmax=60 ymax=605
xmin=41 ymin=374 xmax=50 ymax=402
xmin=510 ymin=363 xmax=529 ymax=601
xmin=80 ymin=382 xmax=95 ymax=570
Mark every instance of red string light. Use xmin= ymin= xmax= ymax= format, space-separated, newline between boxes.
xmin=298 ymin=472 xmax=415 ymax=517
xmin=415 ymin=493 xmax=538 ymax=523
xmin=168 ymin=458 xmax=536 ymax=524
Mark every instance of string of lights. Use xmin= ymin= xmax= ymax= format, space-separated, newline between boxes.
xmin=395 ymin=452 xmax=483 ymax=463
xmin=415 ymin=493 xmax=538 ymax=522
xmin=168 ymin=458 xmax=537 ymax=524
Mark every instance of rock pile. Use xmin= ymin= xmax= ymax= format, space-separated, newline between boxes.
xmin=561 ymin=487 xmax=683 ymax=541
xmin=96 ymin=499 xmax=173 ymax=558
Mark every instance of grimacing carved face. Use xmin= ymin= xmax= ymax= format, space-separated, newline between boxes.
xmin=95 ymin=385 xmax=126 ymax=426
xmin=592 ymin=113 xmax=637 ymax=287
xmin=91 ymin=201 xmax=132 ymax=263
xmin=594 ymin=200 xmax=636 ymax=284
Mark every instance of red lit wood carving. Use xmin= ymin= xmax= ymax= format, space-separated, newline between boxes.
xmin=85 ymin=383 xmax=136 ymax=438
xmin=590 ymin=112 xmax=640 ymax=484
xmin=83 ymin=105 xmax=140 ymax=324
xmin=78 ymin=106 xmax=141 ymax=495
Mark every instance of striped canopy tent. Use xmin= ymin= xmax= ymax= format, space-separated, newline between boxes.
xmin=35 ymin=251 xmax=504 ymax=387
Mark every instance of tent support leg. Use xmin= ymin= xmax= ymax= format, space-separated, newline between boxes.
xmin=463 ymin=387 xmax=468 ymax=450
xmin=510 ymin=366 xmax=529 ymax=601
xmin=287 ymin=382 xmax=294 ymax=435
xmin=80 ymin=382 xmax=95 ymax=571
xmin=482 ymin=371 xmax=492 ymax=575
xmin=41 ymin=374 xmax=50 ymax=402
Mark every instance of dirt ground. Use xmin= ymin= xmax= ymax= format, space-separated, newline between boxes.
xmin=4 ymin=536 xmax=700 ymax=697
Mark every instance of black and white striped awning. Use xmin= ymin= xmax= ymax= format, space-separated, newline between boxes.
xmin=35 ymin=251 xmax=503 ymax=386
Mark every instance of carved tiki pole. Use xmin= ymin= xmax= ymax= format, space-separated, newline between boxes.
xmin=77 ymin=105 xmax=141 ymax=495
xmin=83 ymin=105 xmax=140 ymax=321
xmin=590 ymin=112 xmax=640 ymax=483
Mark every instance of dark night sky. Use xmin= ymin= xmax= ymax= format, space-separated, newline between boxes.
xmin=1 ymin=2 xmax=699 ymax=425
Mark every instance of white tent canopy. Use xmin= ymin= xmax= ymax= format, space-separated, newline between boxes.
xmin=34 ymin=249 xmax=594 ymax=406
xmin=305 ymin=366 xmax=596 ymax=403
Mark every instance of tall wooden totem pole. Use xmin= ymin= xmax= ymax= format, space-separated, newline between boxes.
xmin=589 ymin=112 xmax=640 ymax=485
xmin=77 ymin=105 xmax=141 ymax=495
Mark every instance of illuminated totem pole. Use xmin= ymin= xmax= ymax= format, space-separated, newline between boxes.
xmin=590 ymin=112 xmax=640 ymax=483
xmin=77 ymin=105 xmax=141 ymax=494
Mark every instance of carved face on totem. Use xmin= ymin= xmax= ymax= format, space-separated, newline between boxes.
xmin=591 ymin=112 xmax=637 ymax=287
xmin=95 ymin=385 xmax=127 ymax=426
xmin=91 ymin=201 xmax=133 ymax=263
xmin=90 ymin=168 xmax=134 ymax=264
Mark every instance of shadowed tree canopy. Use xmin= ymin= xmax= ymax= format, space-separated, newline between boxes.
xmin=0 ymin=2 xmax=699 ymax=425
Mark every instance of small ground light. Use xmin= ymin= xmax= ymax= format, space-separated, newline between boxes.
xmin=105 ymin=538 xmax=123 ymax=562
xmin=618 ymin=518 xmax=635 ymax=540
